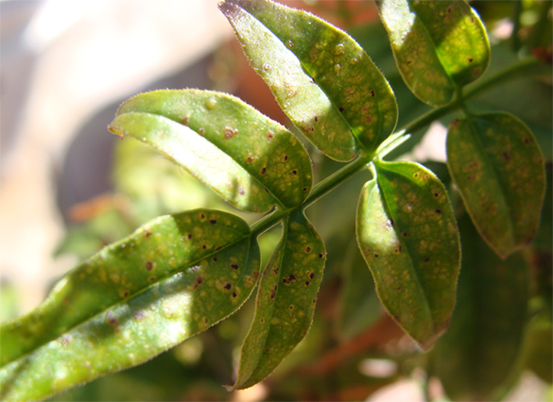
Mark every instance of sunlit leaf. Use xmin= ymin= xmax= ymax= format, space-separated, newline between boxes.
xmin=430 ymin=213 xmax=529 ymax=401
xmin=220 ymin=0 xmax=398 ymax=161
xmin=356 ymin=160 xmax=460 ymax=349
xmin=109 ymin=90 xmax=312 ymax=213
xmin=446 ymin=112 xmax=546 ymax=258
xmin=0 ymin=210 xmax=260 ymax=401
xmin=233 ymin=211 xmax=325 ymax=389
xmin=378 ymin=0 xmax=490 ymax=106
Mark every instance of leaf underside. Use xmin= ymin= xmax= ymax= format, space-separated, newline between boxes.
xmin=356 ymin=160 xmax=460 ymax=349
xmin=220 ymin=0 xmax=398 ymax=161
xmin=233 ymin=211 xmax=325 ymax=389
xmin=0 ymin=210 xmax=260 ymax=401
xmin=446 ymin=112 xmax=546 ymax=258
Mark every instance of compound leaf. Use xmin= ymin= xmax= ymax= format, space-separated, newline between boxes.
xmin=220 ymin=0 xmax=398 ymax=161
xmin=378 ymin=0 xmax=490 ymax=106
xmin=431 ymin=213 xmax=529 ymax=401
xmin=0 ymin=210 xmax=260 ymax=401
xmin=109 ymin=90 xmax=312 ymax=213
xmin=446 ymin=112 xmax=546 ymax=258
xmin=233 ymin=211 xmax=325 ymax=389
xmin=356 ymin=161 xmax=460 ymax=349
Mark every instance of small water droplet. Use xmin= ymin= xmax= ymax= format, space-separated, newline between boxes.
xmin=262 ymin=63 xmax=272 ymax=71
xmin=205 ymin=98 xmax=217 ymax=110
xmin=287 ymin=39 xmax=294 ymax=48
xmin=335 ymin=63 xmax=341 ymax=73
xmin=350 ymin=57 xmax=358 ymax=65
xmin=335 ymin=43 xmax=345 ymax=55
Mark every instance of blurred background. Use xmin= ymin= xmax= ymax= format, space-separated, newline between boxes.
xmin=1 ymin=0 xmax=551 ymax=401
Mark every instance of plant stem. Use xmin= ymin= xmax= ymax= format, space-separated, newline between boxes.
xmin=463 ymin=56 xmax=539 ymax=100
xmin=400 ymin=56 xmax=539 ymax=135
xmin=511 ymin=0 xmax=523 ymax=53
xmin=249 ymin=56 xmax=540 ymax=237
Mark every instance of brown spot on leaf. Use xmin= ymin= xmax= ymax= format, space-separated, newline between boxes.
xmin=224 ymin=283 xmax=232 ymax=290
xmin=146 ymin=261 xmax=153 ymax=270
xmin=435 ymin=209 xmax=441 ymax=214
xmin=196 ymin=276 xmax=203 ymax=284
xmin=261 ymin=167 xmax=266 ymax=175
xmin=144 ymin=231 xmax=152 ymax=238
xmin=231 ymin=264 xmax=239 ymax=270
xmin=339 ymin=106 xmax=345 ymax=112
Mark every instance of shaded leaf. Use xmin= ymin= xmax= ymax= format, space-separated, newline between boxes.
xmin=220 ymin=0 xmax=398 ymax=161
xmin=0 ymin=210 xmax=260 ymax=401
xmin=233 ymin=211 xmax=325 ymax=389
xmin=336 ymin=241 xmax=382 ymax=342
xmin=378 ymin=0 xmax=490 ymax=106
xmin=356 ymin=160 xmax=460 ymax=349
xmin=522 ymin=316 xmax=553 ymax=384
xmin=430 ymin=213 xmax=529 ymax=401
xmin=446 ymin=112 xmax=546 ymax=258
xmin=109 ymin=90 xmax=312 ymax=213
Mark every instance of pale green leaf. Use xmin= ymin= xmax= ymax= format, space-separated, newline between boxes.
xmin=378 ymin=0 xmax=490 ymax=106
xmin=233 ymin=211 xmax=325 ymax=389
xmin=109 ymin=90 xmax=312 ymax=213
xmin=0 ymin=210 xmax=260 ymax=401
xmin=356 ymin=161 xmax=460 ymax=349
xmin=446 ymin=112 xmax=546 ymax=258
xmin=220 ymin=0 xmax=398 ymax=161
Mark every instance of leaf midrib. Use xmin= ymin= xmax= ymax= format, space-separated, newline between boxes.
xmin=375 ymin=165 xmax=437 ymax=336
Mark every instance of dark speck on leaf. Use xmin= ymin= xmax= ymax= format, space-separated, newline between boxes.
xmin=435 ymin=209 xmax=441 ymax=214
xmin=339 ymin=106 xmax=344 ymax=112
xmin=232 ymin=292 xmax=237 ymax=298
xmin=210 ymin=219 xmax=216 ymax=224
xmin=231 ymin=264 xmax=239 ymax=270
xmin=146 ymin=261 xmax=153 ymax=270
xmin=224 ymin=283 xmax=232 ymax=290
xmin=319 ymin=253 xmax=324 ymax=258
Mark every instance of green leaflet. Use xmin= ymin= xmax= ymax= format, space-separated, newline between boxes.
xmin=378 ymin=0 xmax=490 ymax=106
xmin=356 ymin=160 xmax=460 ymax=350
xmin=109 ymin=90 xmax=312 ymax=213
xmin=430 ymin=214 xmax=529 ymax=401
xmin=0 ymin=210 xmax=260 ymax=401
xmin=446 ymin=112 xmax=546 ymax=258
xmin=233 ymin=211 xmax=325 ymax=389
xmin=220 ymin=0 xmax=398 ymax=161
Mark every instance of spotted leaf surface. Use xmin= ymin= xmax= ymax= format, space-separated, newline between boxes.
xmin=378 ymin=0 xmax=490 ymax=106
xmin=431 ymin=214 xmax=529 ymax=401
xmin=446 ymin=112 xmax=546 ymax=259
xmin=356 ymin=161 xmax=460 ymax=349
xmin=220 ymin=0 xmax=398 ymax=161
xmin=233 ymin=211 xmax=325 ymax=389
xmin=0 ymin=210 xmax=260 ymax=401
xmin=109 ymin=90 xmax=312 ymax=213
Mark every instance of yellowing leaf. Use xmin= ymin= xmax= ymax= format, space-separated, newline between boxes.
xmin=356 ymin=161 xmax=460 ymax=349
xmin=220 ymin=0 xmax=397 ymax=161
xmin=378 ymin=0 xmax=490 ymax=106
xmin=0 ymin=210 xmax=260 ymax=401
